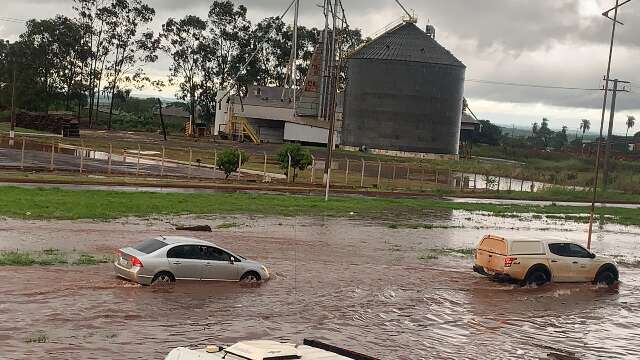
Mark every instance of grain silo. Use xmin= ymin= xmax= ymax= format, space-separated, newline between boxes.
xmin=341 ymin=21 xmax=466 ymax=159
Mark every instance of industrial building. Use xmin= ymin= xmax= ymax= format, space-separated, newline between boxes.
xmin=341 ymin=21 xmax=466 ymax=160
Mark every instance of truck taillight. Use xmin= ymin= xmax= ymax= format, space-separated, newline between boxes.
xmin=504 ymin=257 xmax=517 ymax=267
xmin=130 ymin=256 xmax=143 ymax=267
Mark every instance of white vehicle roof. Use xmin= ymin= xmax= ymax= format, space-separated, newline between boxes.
xmin=156 ymin=236 xmax=216 ymax=246
xmin=483 ymin=235 xmax=581 ymax=245
xmin=165 ymin=341 xmax=353 ymax=360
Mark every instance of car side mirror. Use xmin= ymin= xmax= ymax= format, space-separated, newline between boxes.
xmin=590 ymin=253 xmax=596 ymax=259
xmin=229 ymin=257 xmax=236 ymax=264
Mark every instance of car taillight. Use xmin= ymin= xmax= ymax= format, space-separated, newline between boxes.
xmin=130 ymin=256 xmax=143 ymax=267
xmin=504 ymin=257 xmax=517 ymax=267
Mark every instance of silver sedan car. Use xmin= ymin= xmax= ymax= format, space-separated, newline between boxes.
xmin=113 ymin=236 xmax=270 ymax=285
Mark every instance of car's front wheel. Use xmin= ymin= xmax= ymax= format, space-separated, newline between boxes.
xmin=240 ymin=271 xmax=261 ymax=283
xmin=152 ymin=271 xmax=175 ymax=285
xmin=595 ymin=269 xmax=618 ymax=286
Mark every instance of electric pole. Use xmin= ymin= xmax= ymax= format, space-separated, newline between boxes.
xmin=323 ymin=0 xmax=342 ymax=200
xmin=602 ymin=79 xmax=630 ymax=192
xmin=587 ymin=0 xmax=631 ymax=250
xmin=10 ymin=60 xmax=16 ymax=147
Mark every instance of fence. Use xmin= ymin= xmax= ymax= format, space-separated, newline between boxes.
xmin=0 ymin=134 xmax=597 ymax=193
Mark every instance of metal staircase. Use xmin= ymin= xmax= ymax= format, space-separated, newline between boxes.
xmin=228 ymin=116 xmax=261 ymax=144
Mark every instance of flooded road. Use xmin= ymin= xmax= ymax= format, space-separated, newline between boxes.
xmin=1 ymin=212 xmax=640 ymax=359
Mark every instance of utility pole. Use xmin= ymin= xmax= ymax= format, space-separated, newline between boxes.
xmin=324 ymin=0 xmax=342 ymax=200
xmin=602 ymin=79 xmax=630 ymax=191
xmin=10 ymin=61 xmax=16 ymax=146
xmin=318 ymin=0 xmax=330 ymax=120
xmin=587 ymin=0 xmax=631 ymax=250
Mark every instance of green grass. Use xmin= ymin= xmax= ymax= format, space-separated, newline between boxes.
xmin=0 ymin=122 xmax=50 ymax=134
xmin=387 ymin=223 xmax=464 ymax=230
xmin=418 ymin=248 xmax=473 ymax=261
xmin=25 ymin=331 xmax=48 ymax=344
xmin=215 ymin=222 xmax=242 ymax=229
xmin=1 ymin=186 xmax=640 ymax=226
xmin=0 ymin=249 xmax=111 ymax=266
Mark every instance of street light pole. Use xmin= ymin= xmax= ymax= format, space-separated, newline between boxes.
xmin=587 ymin=0 xmax=631 ymax=250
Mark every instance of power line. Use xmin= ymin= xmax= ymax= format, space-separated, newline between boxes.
xmin=0 ymin=17 xmax=27 ymax=23
xmin=465 ymin=79 xmax=602 ymax=91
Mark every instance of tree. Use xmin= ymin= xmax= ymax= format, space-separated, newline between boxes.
xmin=626 ymin=115 xmax=636 ymax=149
xmin=207 ymin=1 xmax=252 ymax=90
xmin=550 ymin=126 xmax=568 ymax=149
xmin=161 ymin=15 xmax=208 ymax=134
xmin=277 ymin=143 xmax=312 ymax=182
xmin=580 ymin=119 xmax=591 ymax=141
xmin=473 ymin=120 xmax=502 ymax=146
xmin=537 ymin=118 xmax=554 ymax=148
xmin=532 ymin=122 xmax=539 ymax=135
xmin=216 ymin=149 xmax=248 ymax=179
xmin=102 ymin=0 xmax=157 ymax=130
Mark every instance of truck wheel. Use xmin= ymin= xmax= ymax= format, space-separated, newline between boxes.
xmin=595 ymin=270 xmax=617 ymax=286
xmin=524 ymin=269 xmax=549 ymax=286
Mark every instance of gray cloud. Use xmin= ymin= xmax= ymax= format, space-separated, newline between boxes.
xmin=1 ymin=0 xmax=639 ymax=116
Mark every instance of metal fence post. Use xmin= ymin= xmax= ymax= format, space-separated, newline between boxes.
xmin=392 ymin=165 xmax=396 ymax=182
xmin=108 ymin=143 xmax=113 ymax=175
xmin=287 ymin=152 xmax=292 ymax=183
xmin=497 ymin=177 xmax=501 ymax=192
xmin=161 ymin=146 xmax=165 ymax=177
xmin=237 ymin=149 xmax=241 ymax=181
xmin=345 ymin=158 xmax=350 ymax=185
xmin=435 ymin=170 xmax=439 ymax=185
xmin=406 ymin=166 xmax=410 ymax=181
xmin=50 ymin=139 xmax=55 ymax=171
xmin=509 ymin=176 xmax=512 ymax=192
xmin=264 ymin=152 xmax=268 ymax=182
xmin=421 ymin=168 xmax=425 ymax=190
xmin=377 ymin=161 xmax=382 ymax=189
xmin=360 ymin=158 xmax=365 ymax=187
xmin=136 ymin=144 xmax=141 ymax=176
xmin=474 ymin=173 xmax=477 ymax=192
xmin=188 ymin=148 xmax=193 ymax=179
xmin=20 ymin=138 xmax=25 ymax=170
xmin=213 ymin=149 xmax=217 ymax=178
xmin=448 ymin=169 xmax=452 ymax=189
xmin=310 ymin=155 xmax=315 ymax=184
xmin=520 ymin=178 xmax=525 ymax=192
xmin=79 ymin=141 xmax=85 ymax=174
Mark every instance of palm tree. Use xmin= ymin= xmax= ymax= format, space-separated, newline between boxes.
xmin=579 ymin=119 xmax=591 ymax=142
xmin=626 ymin=115 xmax=636 ymax=149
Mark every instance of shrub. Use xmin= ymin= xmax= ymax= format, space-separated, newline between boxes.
xmin=276 ymin=143 xmax=313 ymax=182
xmin=216 ymin=149 xmax=249 ymax=179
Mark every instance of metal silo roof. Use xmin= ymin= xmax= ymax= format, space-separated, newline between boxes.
xmin=348 ymin=22 xmax=465 ymax=68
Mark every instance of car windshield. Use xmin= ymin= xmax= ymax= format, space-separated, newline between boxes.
xmin=133 ymin=239 xmax=168 ymax=254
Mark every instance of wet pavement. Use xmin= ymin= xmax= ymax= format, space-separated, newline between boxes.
xmin=1 ymin=212 xmax=640 ymax=359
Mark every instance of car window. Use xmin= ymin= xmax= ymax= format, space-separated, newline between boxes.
xmin=549 ymin=243 xmax=571 ymax=257
xmin=133 ymin=239 xmax=168 ymax=254
xmin=201 ymin=246 xmax=231 ymax=262
xmin=167 ymin=245 xmax=201 ymax=259
xmin=549 ymin=243 xmax=592 ymax=258
xmin=568 ymin=244 xmax=593 ymax=258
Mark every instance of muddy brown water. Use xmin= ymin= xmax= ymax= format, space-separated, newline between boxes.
xmin=1 ymin=212 xmax=640 ymax=359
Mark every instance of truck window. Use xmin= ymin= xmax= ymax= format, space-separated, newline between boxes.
xmin=510 ymin=241 xmax=543 ymax=255
xmin=479 ymin=237 xmax=507 ymax=255
xmin=549 ymin=243 xmax=592 ymax=258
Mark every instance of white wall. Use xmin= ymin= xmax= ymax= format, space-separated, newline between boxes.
xmin=214 ymin=90 xmax=229 ymax=136
xmin=284 ymin=122 xmax=340 ymax=145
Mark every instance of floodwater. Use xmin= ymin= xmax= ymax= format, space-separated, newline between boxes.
xmin=1 ymin=212 xmax=640 ymax=359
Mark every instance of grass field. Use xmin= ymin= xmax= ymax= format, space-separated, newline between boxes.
xmin=1 ymin=186 xmax=638 ymax=226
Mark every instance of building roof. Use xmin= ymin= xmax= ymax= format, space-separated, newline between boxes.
xmin=232 ymin=85 xmax=343 ymax=112
xmin=348 ymin=22 xmax=465 ymax=68
xmin=154 ymin=105 xmax=191 ymax=118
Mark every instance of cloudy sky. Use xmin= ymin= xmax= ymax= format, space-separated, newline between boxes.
xmin=1 ymin=0 xmax=639 ymax=134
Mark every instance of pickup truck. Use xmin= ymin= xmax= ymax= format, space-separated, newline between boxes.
xmin=472 ymin=235 xmax=619 ymax=286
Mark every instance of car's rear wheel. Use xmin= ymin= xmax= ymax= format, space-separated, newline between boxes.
xmin=152 ymin=271 xmax=175 ymax=285
xmin=524 ymin=269 xmax=549 ymax=286
xmin=240 ymin=271 xmax=261 ymax=283
xmin=595 ymin=269 xmax=617 ymax=286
